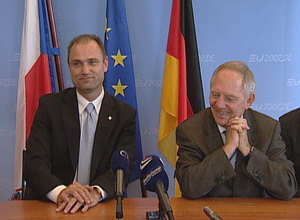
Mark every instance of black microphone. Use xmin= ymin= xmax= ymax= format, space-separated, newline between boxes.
xmin=140 ymin=155 xmax=175 ymax=220
xmin=203 ymin=206 xmax=223 ymax=220
xmin=111 ymin=149 xmax=129 ymax=219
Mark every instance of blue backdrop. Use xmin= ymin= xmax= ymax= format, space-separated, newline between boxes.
xmin=1 ymin=0 xmax=300 ymax=201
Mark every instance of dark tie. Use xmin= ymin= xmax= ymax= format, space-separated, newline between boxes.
xmin=223 ymin=130 xmax=237 ymax=168
xmin=78 ymin=103 xmax=97 ymax=185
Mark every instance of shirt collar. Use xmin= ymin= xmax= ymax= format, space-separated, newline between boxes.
xmin=217 ymin=124 xmax=226 ymax=134
xmin=76 ymin=88 xmax=104 ymax=115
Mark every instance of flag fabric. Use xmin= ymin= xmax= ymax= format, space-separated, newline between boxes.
xmin=104 ymin=0 xmax=143 ymax=182
xmin=158 ymin=0 xmax=205 ymax=168
xmin=14 ymin=0 xmax=53 ymax=191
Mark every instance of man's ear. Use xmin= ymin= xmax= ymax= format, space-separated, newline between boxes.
xmin=104 ymin=56 xmax=109 ymax=72
xmin=246 ymin=93 xmax=256 ymax=109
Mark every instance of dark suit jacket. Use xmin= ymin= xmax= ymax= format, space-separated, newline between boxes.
xmin=24 ymin=88 xmax=136 ymax=201
xmin=280 ymin=108 xmax=300 ymax=196
xmin=176 ymin=108 xmax=297 ymax=200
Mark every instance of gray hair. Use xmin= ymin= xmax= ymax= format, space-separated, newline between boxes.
xmin=210 ymin=61 xmax=256 ymax=98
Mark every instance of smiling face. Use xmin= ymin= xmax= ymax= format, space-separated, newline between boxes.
xmin=209 ymin=69 xmax=255 ymax=127
xmin=68 ymin=40 xmax=108 ymax=101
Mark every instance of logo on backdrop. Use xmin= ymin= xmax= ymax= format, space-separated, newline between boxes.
xmin=135 ymin=78 xmax=162 ymax=88
xmin=0 ymin=78 xmax=18 ymax=88
xmin=200 ymin=54 xmax=215 ymax=63
xmin=251 ymin=103 xmax=291 ymax=112
xmin=249 ymin=54 xmax=292 ymax=63
xmin=286 ymin=78 xmax=300 ymax=87
xmin=12 ymin=53 xmax=20 ymax=62
xmin=141 ymin=127 xmax=159 ymax=136
xmin=0 ymin=129 xmax=16 ymax=137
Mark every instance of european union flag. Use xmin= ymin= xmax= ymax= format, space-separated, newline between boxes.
xmin=104 ymin=0 xmax=143 ymax=182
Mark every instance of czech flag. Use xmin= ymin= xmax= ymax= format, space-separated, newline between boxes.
xmin=14 ymin=0 xmax=53 ymax=191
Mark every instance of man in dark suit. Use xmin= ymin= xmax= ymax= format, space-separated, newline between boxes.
xmin=280 ymin=108 xmax=300 ymax=196
xmin=24 ymin=34 xmax=136 ymax=214
xmin=176 ymin=61 xmax=297 ymax=200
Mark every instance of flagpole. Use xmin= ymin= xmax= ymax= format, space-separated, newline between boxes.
xmin=46 ymin=0 xmax=64 ymax=91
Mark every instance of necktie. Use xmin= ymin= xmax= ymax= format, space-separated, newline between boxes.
xmin=78 ymin=103 xmax=97 ymax=185
xmin=223 ymin=130 xmax=237 ymax=168
xmin=230 ymin=150 xmax=237 ymax=168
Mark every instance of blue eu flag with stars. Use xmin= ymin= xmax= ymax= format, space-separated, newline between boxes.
xmin=104 ymin=0 xmax=143 ymax=182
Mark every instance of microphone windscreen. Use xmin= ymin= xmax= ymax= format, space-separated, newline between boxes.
xmin=140 ymin=155 xmax=169 ymax=192
xmin=111 ymin=149 xmax=129 ymax=173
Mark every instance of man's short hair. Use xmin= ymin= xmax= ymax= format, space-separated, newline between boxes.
xmin=67 ymin=34 xmax=106 ymax=64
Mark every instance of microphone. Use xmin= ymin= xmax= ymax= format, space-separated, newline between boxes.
xmin=111 ymin=149 xmax=129 ymax=219
xmin=203 ymin=206 xmax=223 ymax=220
xmin=140 ymin=155 xmax=175 ymax=220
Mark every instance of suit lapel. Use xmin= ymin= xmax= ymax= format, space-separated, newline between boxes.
xmin=90 ymin=92 xmax=116 ymax=180
xmin=244 ymin=109 xmax=259 ymax=147
xmin=204 ymin=109 xmax=224 ymax=152
xmin=61 ymin=88 xmax=81 ymax=170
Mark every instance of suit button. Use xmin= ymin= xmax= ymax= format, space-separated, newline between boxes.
xmin=252 ymin=170 xmax=261 ymax=181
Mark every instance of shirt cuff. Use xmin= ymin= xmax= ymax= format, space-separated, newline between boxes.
xmin=47 ymin=185 xmax=66 ymax=204
xmin=92 ymin=185 xmax=107 ymax=202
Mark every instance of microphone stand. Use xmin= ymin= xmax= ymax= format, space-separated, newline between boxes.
xmin=155 ymin=181 xmax=175 ymax=220
xmin=158 ymin=200 xmax=167 ymax=220
xmin=116 ymin=195 xmax=123 ymax=219
xmin=115 ymin=170 xmax=124 ymax=219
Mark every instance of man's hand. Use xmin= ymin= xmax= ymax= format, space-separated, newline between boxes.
xmin=56 ymin=182 xmax=101 ymax=214
xmin=223 ymin=127 xmax=239 ymax=159
xmin=227 ymin=117 xmax=251 ymax=156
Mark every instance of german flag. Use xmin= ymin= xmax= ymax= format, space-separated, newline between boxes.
xmin=158 ymin=0 xmax=205 ymax=168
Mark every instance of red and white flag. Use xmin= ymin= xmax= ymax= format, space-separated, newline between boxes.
xmin=14 ymin=0 xmax=52 ymax=190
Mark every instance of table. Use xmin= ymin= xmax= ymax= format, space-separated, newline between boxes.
xmin=1 ymin=197 xmax=300 ymax=219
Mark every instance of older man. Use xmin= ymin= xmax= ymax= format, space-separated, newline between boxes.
xmin=176 ymin=61 xmax=297 ymax=200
